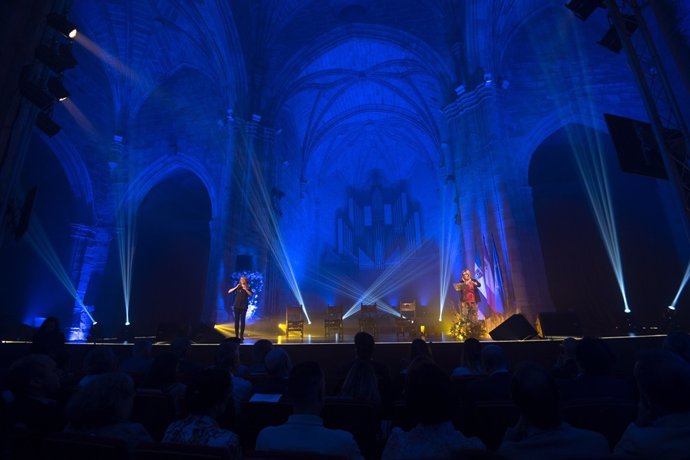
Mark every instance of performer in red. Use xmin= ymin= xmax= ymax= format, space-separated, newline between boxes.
xmin=454 ymin=269 xmax=482 ymax=323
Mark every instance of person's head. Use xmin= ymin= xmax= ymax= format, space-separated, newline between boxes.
xmin=132 ymin=339 xmax=153 ymax=358
xmin=185 ymin=368 xmax=233 ymax=417
xmin=462 ymin=269 xmax=471 ymax=281
xmin=147 ymin=351 xmax=180 ymax=386
xmin=462 ymin=337 xmax=482 ymax=366
xmin=170 ymin=337 xmax=192 ymax=359
xmin=481 ymin=344 xmax=508 ymax=374
xmin=252 ymin=339 xmax=273 ymax=365
xmin=663 ymin=331 xmax=690 ymax=365
xmin=340 ymin=360 xmax=380 ymax=403
xmin=559 ymin=337 xmax=578 ymax=359
xmin=410 ymin=338 xmax=433 ymax=362
xmin=66 ymin=372 xmax=136 ymax=429
xmin=354 ymin=331 xmax=375 ymax=360
xmin=511 ymin=362 xmax=561 ymax=429
xmin=239 ymin=276 xmax=248 ymax=287
xmin=39 ymin=317 xmax=59 ymax=332
xmin=6 ymin=354 xmax=61 ymax=398
xmin=405 ymin=360 xmax=454 ymax=425
xmin=214 ymin=338 xmax=241 ymax=373
xmin=287 ymin=361 xmax=324 ymax=414
xmin=576 ymin=337 xmax=614 ymax=376
xmin=635 ymin=349 xmax=690 ymax=418
xmin=265 ymin=347 xmax=292 ymax=379
xmin=82 ymin=347 xmax=118 ymax=376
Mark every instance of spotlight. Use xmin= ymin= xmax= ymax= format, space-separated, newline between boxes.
xmin=20 ymin=79 xmax=52 ymax=109
xmin=598 ymin=15 xmax=638 ymax=53
xmin=35 ymin=112 xmax=61 ymax=137
xmin=565 ymin=0 xmax=605 ymax=21
xmin=46 ymin=12 xmax=77 ymax=39
xmin=46 ymin=76 xmax=69 ymax=101
xmin=35 ymin=43 xmax=77 ymax=73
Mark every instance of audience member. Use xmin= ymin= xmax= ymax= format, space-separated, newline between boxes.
xmin=382 ymin=360 xmax=484 ymax=459
xmin=65 ymin=372 xmax=152 ymax=451
xmin=79 ymin=346 xmax=118 ymax=387
xmin=213 ymin=338 xmax=252 ymax=414
xmin=499 ymin=363 xmax=609 ymax=460
xmin=256 ymin=361 xmax=363 ymax=460
xmin=613 ymin=349 xmax=690 ymax=459
xmin=118 ymin=339 xmax=153 ymax=385
xmin=451 ymin=337 xmax=483 ymax=377
xmin=4 ymin=354 xmax=66 ymax=435
xmin=559 ymin=337 xmax=635 ymax=401
xmin=248 ymin=339 xmax=274 ymax=374
xmin=550 ymin=337 xmax=578 ymax=380
xmin=163 ymin=368 xmax=241 ymax=457
xmin=353 ymin=331 xmax=393 ymax=405
xmin=30 ymin=317 xmax=66 ymax=360
xmin=465 ymin=344 xmax=512 ymax=404
xmin=142 ymin=351 xmax=187 ymax=415
xmin=253 ymin=347 xmax=291 ymax=395
xmin=339 ymin=359 xmax=381 ymax=404
xmin=170 ymin=336 xmax=203 ymax=383
xmin=662 ymin=330 xmax=690 ymax=364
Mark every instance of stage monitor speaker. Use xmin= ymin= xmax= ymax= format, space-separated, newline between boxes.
xmin=489 ymin=314 xmax=538 ymax=341
xmin=155 ymin=322 xmax=186 ymax=343
xmin=536 ymin=312 xmax=583 ymax=338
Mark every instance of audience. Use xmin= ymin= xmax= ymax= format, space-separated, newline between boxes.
xmin=163 ymin=368 xmax=241 ymax=457
xmin=451 ymin=337 xmax=483 ymax=377
xmin=213 ymin=338 xmax=252 ymax=414
xmin=65 ymin=372 xmax=153 ymax=451
xmin=253 ymin=347 xmax=291 ymax=395
xmin=662 ymin=330 xmax=690 ymax=364
xmin=4 ymin=354 xmax=66 ymax=435
xmin=353 ymin=331 xmax=393 ymax=405
xmin=118 ymin=339 xmax=153 ymax=385
xmin=382 ymin=360 xmax=484 ymax=459
xmin=142 ymin=351 xmax=187 ymax=416
xmin=30 ymin=317 xmax=66 ymax=360
xmin=79 ymin=346 xmax=118 ymax=387
xmin=465 ymin=344 xmax=512 ymax=403
xmin=498 ymin=363 xmax=609 ymax=460
xmin=170 ymin=337 xmax=204 ymax=383
xmin=550 ymin=337 xmax=578 ymax=380
xmin=256 ymin=361 xmax=363 ymax=460
xmin=559 ymin=337 xmax=636 ymax=402
xmin=339 ymin=359 xmax=381 ymax=404
xmin=613 ymin=349 xmax=690 ymax=459
xmin=248 ymin=339 xmax=274 ymax=374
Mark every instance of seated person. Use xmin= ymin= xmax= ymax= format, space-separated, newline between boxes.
xmin=65 ymin=372 xmax=152 ymax=451
xmin=256 ymin=361 xmax=362 ymax=460
xmin=339 ymin=360 xmax=381 ymax=404
xmin=613 ymin=349 xmax=690 ymax=459
xmin=382 ymin=360 xmax=485 ymax=460
xmin=499 ymin=363 xmax=609 ymax=460
xmin=5 ymin=354 xmax=66 ymax=435
xmin=163 ymin=368 xmax=241 ymax=457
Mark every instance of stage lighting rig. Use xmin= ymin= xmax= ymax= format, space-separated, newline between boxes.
xmin=46 ymin=12 xmax=77 ymax=39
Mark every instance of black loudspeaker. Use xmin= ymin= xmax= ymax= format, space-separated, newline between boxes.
xmin=489 ymin=314 xmax=538 ymax=341
xmin=536 ymin=312 xmax=583 ymax=338
xmin=604 ymin=113 xmax=674 ymax=180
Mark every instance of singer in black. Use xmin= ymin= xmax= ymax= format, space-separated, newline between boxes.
xmin=228 ymin=276 xmax=253 ymax=340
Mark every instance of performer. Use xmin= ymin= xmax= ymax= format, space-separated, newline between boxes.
xmin=453 ymin=269 xmax=482 ymax=323
xmin=228 ymin=276 xmax=253 ymax=340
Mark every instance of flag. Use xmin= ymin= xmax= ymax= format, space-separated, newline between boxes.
xmin=473 ymin=238 xmax=486 ymax=299
xmin=491 ymin=235 xmax=505 ymax=314
xmin=482 ymin=235 xmax=496 ymax=312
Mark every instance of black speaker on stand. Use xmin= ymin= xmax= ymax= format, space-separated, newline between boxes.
xmin=489 ymin=314 xmax=538 ymax=340
xmin=536 ymin=312 xmax=583 ymax=338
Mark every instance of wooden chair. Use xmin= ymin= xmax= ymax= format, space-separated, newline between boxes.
xmin=40 ymin=431 xmax=129 ymax=460
xmin=237 ymin=401 xmax=293 ymax=452
xmin=285 ymin=305 xmax=304 ymax=339
xmin=358 ymin=303 xmax=378 ymax=337
xmin=134 ymin=442 xmax=235 ymax=460
xmin=323 ymin=305 xmax=344 ymax=341
xmin=131 ymin=389 xmax=177 ymax=442
xmin=322 ymin=398 xmax=382 ymax=460
xmin=394 ymin=301 xmax=417 ymax=340
xmin=561 ymin=399 xmax=638 ymax=449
